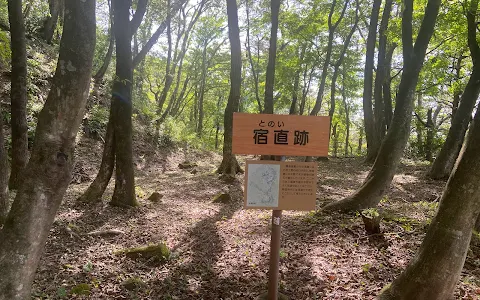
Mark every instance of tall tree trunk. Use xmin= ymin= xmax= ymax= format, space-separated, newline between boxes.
xmin=263 ymin=0 xmax=281 ymax=114
xmin=425 ymin=108 xmax=434 ymax=162
xmin=363 ymin=0 xmax=381 ymax=163
xmin=416 ymin=93 xmax=424 ymax=158
xmin=44 ymin=0 xmax=63 ymax=44
xmin=0 ymin=2 xmax=95 ymax=298
xmin=77 ymin=111 xmax=115 ymax=203
xmin=373 ymin=0 xmax=394 ymax=141
xmin=196 ymin=40 xmax=208 ymax=136
xmin=342 ymin=72 xmax=350 ymax=157
xmin=289 ymin=46 xmax=305 ymax=115
xmin=7 ymin=0 xmax=28 ymax=190
xmin=379 ymin=35 xmax=480 ymax=300
xmin=155 ymin=0 xmax=173 ymax=141
xmin=383 ymin=43 xmax=396 ymax=129
xmin=358 ymin=126 xmax=363 ymax=154
xmin=451 ymin=55 xmax=466 ymax=122
xmin=110 ymin=0 xmax=136 ymax=207
xmin=329 ymin=1 xmax=358 ymax=126
xmin=310 ymin=0 xmax=349 ymax=116
xmin=245 ymin=0 xmax=262 ymax=112
xmin=427 ymin=3 xmax=480 ymax=180
xmin=324 ymin=0 xmax=441 ymax=212
xmin=217 ymin=0 xmax=242 ymax=176
xmin=0 ymin=106 xmax=8 ymax=225
xmin=300 ymin=67 xmax=314 ymax=115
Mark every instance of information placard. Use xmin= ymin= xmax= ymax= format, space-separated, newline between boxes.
xmin=244 ymin=160 xmax=317 ymax=210
xmin=232 ymin=113 xmax=330 ymax=156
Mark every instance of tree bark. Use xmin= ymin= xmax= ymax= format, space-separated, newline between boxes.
xmin=415 ymin=93 xmax=424 ymax=158
xmin=379 ymin=55 xmax=480 ymax=300
xmin=342 ymin=72 xmax=350 ymax=157
xmin=373 ymin=0 xmax=393 ymax=141
xmin=310 ymin=0 xmax=349 ymax=116
xmin=427 ymin=2 xmax=480 ymax=180
xmin=383 ymin=43 xmax=396 ymax=129
xmin=363 ymin=0 xmax=381 ymax=163
xmin=44 ymin=0 xmax=63 ymax=44
xmin=245 ymin=0 xmax=263 ymax=113
xmin=7 ymin=0 xmax=29 ymax=190
xmin=324 ymin=0 xmax=441 ymax=212
xmin=0 ymin=1 xmax=95 ymax=298
xmin=0 ymin=105 xmax=8 ymax=225
xmin=425 ymin=108 xmax=434 ymax=162
xmin=263 ymin=0 xmax=281 ymax=114
xmin=289 ymin=46 xmax=305 ymax=115
xmin=217 ymin=0 xmax=242 ymax=176
xmin=196 ymin=40 xmax=208 ymax=136
xmin=110 ymin=0 xmax=137 ymax=207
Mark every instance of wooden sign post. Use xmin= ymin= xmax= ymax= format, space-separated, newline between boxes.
xmin=232 ymin=113 xmax=330 ymax=300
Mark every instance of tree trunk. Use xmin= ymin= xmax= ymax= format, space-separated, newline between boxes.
xmin=300 ymin=67 xmax=314 ymax=115
xmin=373 ymin=0 xmax=393 ymax=141
xmin=310 ymin=0 xmax=349 ymax=116
xmin=425 ymin=108 xmax=434 ymax=162
xmin=263 ymin=0 xmax=281 ymax=114
xmin=0 ymin=106 xmax=8 ymax=225
xmin=427 ymin=5 xmax=480 ymax=180
xmin=0 ymin=1 xmax=95 ymax=298
xmin=332 ymin=123 xmax=338 ymax=157
xmin=451 ymin=55 xmax=466 ymax=122
xmin=7 ymin=0 xmax=29 ymax=190
xmin=245 ymin=0 xmax=262 ymax=113
xmin=323 ymin=0 xmax=440 ymax=212
xmin=378 ymin=59 xmax=480 ymax=300
xmin=196 ymin=41 xmax=208 ymax=137
xmin=383 ymin=43 xmax=396 ymax=129
xmin=342 ymin=73 xmax=350 ymax=157
xmin=416 ymin=93 xmax=424 ymax=158
xmin=44 ymin=0 xmax=63 ymax=44
xmin=358 ymin=126 xmax=363 ymax=154
xmin=289 ymin=46 xmax=304 ymax=115
xmin=363 ymin=0 xmax=381 ymax=163
xmin=110 ymin=0 xmax=137 ymax=207
xmin=93 ymin=0 xmax=114 ymax=86
xmin=77 ymin=112 xmax=115 ymax=203
xmin=155 ymin=0 xmax=173 ymax=141
xmin=217 ymin=0 xmax=242 ymax=176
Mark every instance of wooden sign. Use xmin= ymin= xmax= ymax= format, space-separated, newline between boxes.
xmin=232 ymin=113 xmax=330 ymax=156
xmin=244 ymin=160 xmax=317 ymax=210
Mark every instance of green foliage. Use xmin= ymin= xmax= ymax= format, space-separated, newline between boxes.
xmin=70 ymin=283 xmax=91 ymax=296
xmin=0 ymin=30 xmax=10 ymax=69
xmin=84 ymin=104 xmax=109 ymax=139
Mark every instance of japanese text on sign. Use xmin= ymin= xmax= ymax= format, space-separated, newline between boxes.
xmin=232 ymin=113 xmax=330 ymax=156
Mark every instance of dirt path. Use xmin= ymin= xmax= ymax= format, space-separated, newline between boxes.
xmin=31 ymin=142 xmax=480 ymax=299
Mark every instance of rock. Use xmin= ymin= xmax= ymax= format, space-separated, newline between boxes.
xmin=116 ymin=242 xmax=171 ymax=262
xmin=148 ymin=192 xmax=163 ymax=203
xmin=178 ymin=161 xmax=197 ymax=169
xmin=212 ymin=193 xmax=231 ymax=204
xmin=70 ymin=283 xmax=91 ymax=296
xmin=122 ymin=277 xmax=146 ymax=291
xmin=190 ymin=168 xmax=198 ymax=174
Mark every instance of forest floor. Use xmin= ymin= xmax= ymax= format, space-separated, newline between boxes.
xmin=30 ymin=136 xmax=480 ymax=300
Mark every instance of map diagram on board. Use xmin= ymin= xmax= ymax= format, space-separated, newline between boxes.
xmin=246 ymin=164 xmax=280 ymax=207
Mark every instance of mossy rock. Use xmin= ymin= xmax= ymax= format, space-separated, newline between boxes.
xmin=116 ymin=242 xmax=171 ymax=262
xmin=122 ymin=277 xmax=146 ymax=291
xmin=212 ymin=193 xmax=231 ymax=204
xmin=148 ymin=192 xmax=163 ymax=203
xmin=70 ymin=283 xmax=91 ymax=296
xmin=179 ymin=161 xmax=198 ymax=169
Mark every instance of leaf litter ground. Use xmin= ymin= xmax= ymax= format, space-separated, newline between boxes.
xmin=31 ymin=139 xmax=480 ymax=299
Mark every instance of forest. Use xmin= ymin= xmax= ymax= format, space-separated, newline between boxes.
xmin=0 ymin=0 xmax=480 ymax=299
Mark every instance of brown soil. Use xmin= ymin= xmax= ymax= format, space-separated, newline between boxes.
xmin=30 ymin=138 xmax=480 ymax=299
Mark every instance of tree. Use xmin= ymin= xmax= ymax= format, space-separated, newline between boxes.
xmin=323 ymin=0 xmax=441 ymax=212
xmin=92 ymin=0 xmax=114 ymax=95
xmin=217 ymin=0 xmax=242 ymax=176
xmin=378 ymin=8 xmax=480 ymax=296
xmin=44 ymin=0 xmax=64 ymax=44
xmin=0 ymin=106 xmax=8 ymax=225
xmin=263 ymin=0 xmax=281 ymax=114
xmin=427 ymin=0 xmax=480 ymax=179
xmin=79 ymin=0 xmax=149 ymax=206
xmin=0 ymin=1 xmax=96 ymax=298
xmin=373 ymin=0 xmax=394 ymax=140
xmin=309 ymin=0 xmax=349 ymax=116
xmin=363 ymin=0 xmax=381 ymax=163
xmin=7 ymin=0 xmax=29 ymax=190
